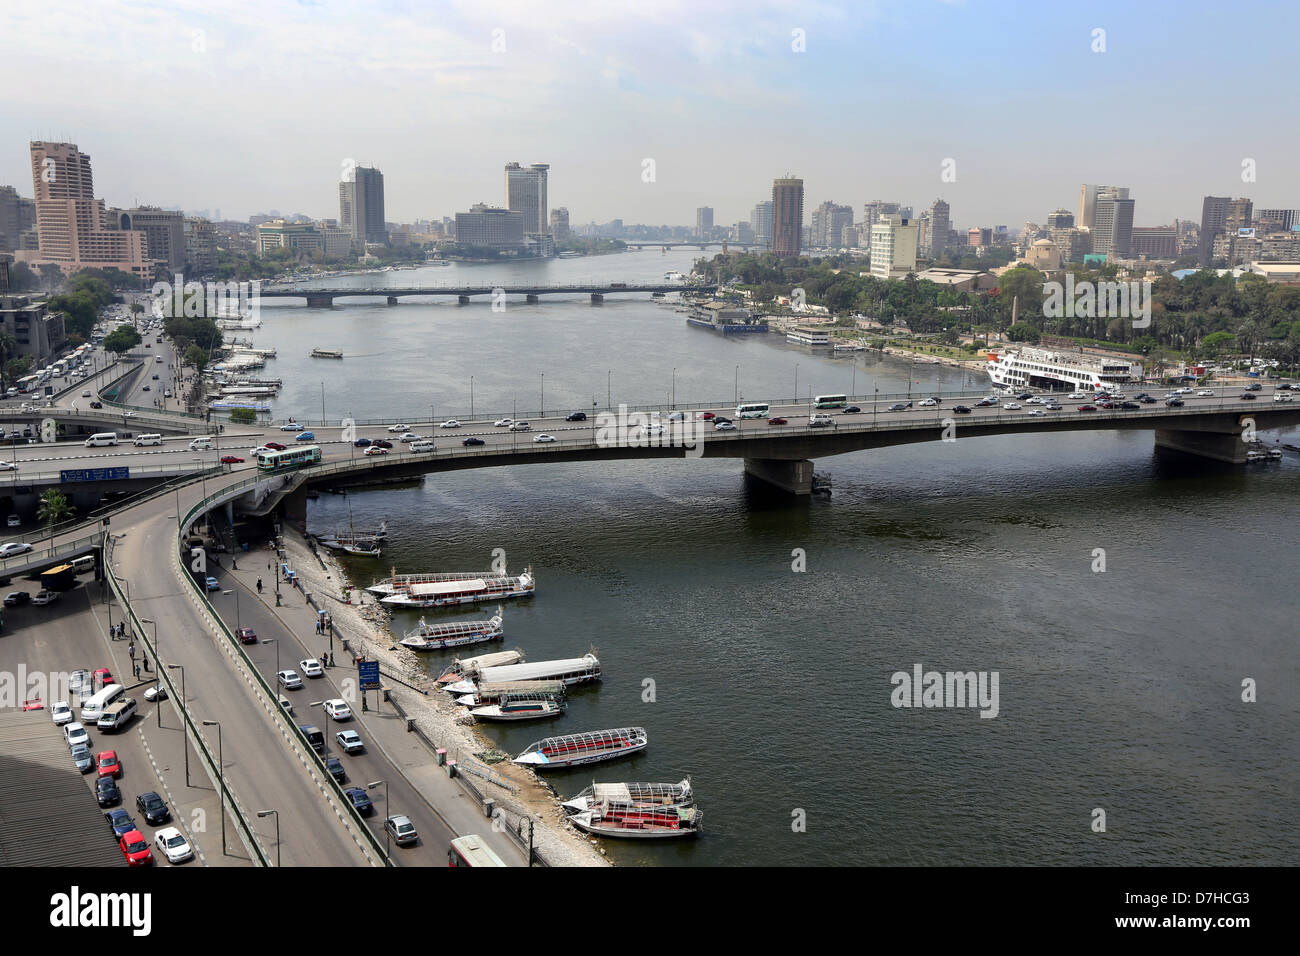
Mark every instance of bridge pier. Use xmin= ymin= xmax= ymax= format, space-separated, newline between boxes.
xmin=305 ymin=294 xmax=334 ymax=308
xmin=387 ymin=296 xmax=398 ymax=306
xmin=1153 ymin=427 xmax=1251 ymax=464
xmin=526 ymin=294 xmax=539 ymax=304
xmin=590 ymin=293 xmax=603 ymax=304
xmin=744 ymin=458 xmax=814 ymax=495
xmin=458 ymin=295 xmax=470 ymax=305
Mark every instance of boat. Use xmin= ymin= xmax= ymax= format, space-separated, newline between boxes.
xmin=310 ymin=348 xmax=344 ymax=359
xmin=426 ymin=258 xmax=451 ymax=266
xmin=435 ymin=649 xmax=525 ymax=684
xmin=562 ymin=779 xmax=701 ymax=839
xmin=986 ymin=345 xmax=1144 ymax=392
xmin=558 ymin=250 xmax=582 ymax=259
xmin=1268 ymin=448 xmax=1283 ymax=459
xmin=563 ymin=778 xmax=694 ymax=813
xmin=400 ymin=611 xmax=503 ymax=651
xmin=442 ymin=653 xmax=601 ymax=695
xmin=513 ymin=727 xmax=647 ymax=769
xmin=372 ymin=567 xmax=535 ymax=608
xmin=1246 ymin=449 xmax=1267 ymax=462
xmin=469 ymin=696 xmax=566 ymax=722
xmin=452 ymin=680 xmax=566 ymax=706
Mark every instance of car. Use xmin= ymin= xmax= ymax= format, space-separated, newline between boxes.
xmin=1015 ymin=392 xmax=1032 ymax=401
xmin=89 ymin=401 xmax=102 ymax=408
xmin=1027 ymin=409 xmax=1046 ymax=417
xmin=640 ymin=423 xmax=666 ymax=436
xmin=279 ymin=422 xmax=302 ymax=431
xmin=0 ymin=542 xmax=33 ymax=557
xmin=250 ymin=446 xmax=273 ymax=457
xmin=1120 ymin=402 xmax=1141 ymax=410
xmin=6 ymin=515 xmax=19 ymax=528
xmin=371 ymin=439 xmax=392 ymax=449
xmin=326 ymin=756 xmax=348 ymax=783
xmin=1097 ymin=400 xmax=1115 ymax=409
xmin=353 ymin=437 xmax=372 ymax=447
xmin=119 ymin=830 xmax=153 ymax=866
xmin=1002 ymin=402 xmax=1021 ymax=410
xmin=151 ymin=374 xmax=159 ymax=380
xmin=81 ymin=389 xmax=92 ymax=397
xmin=105 ymin=808 xmax=137 ymax=838
xmin=300 ymin=658 xmax=323 ymax=678
xmin=236 ymin=627 xmax=257 ymax=644
xmin=533 ymin=433 xmax=556 ymax=443
xmin=975 ymin=398 xmax=997 ymax=407
xmin=0 ymin=462 xmax=17 ymax=472
xmin=204 ymin=576 xmax=220 ymax=591
xmin=136 ymin=791 xmax=171 ymax=825
xmin=154 ymin=827 xmax=193 ymax=864
xmin=69 ymin=669 xmax=92 ymax=696
xmin=385 ymin=814 xmax=418 ymax=846
xmin=336 ymin=730 xmax=365 ymax=754
xmin=399 ymin=432 xmax=421 ymax=441
xmin=143 ymin=684 xmax=168 ymax=703
xmin=277 ymin=670 xmax=303 ymax=690
xmin=345 ymin=787 xmax=374 ymax=815
xmin=96 ymin=750 xmax=122 ymax=778
xmin=919 ymin=398 xmax=940 ymax=407
xmin=714 ymin=421 xmax=737 ymax=431
xmin=1078 ymin=404 xmax=1098 ymax=412
xmin=493 ymin=418 xmax=513 ymax=427
xmin=438 ymin=421 xmax=461 ymax=429
xmin=141 ymin=385 xmax=151 ymax=392
xmin=1165 ymin=398 xmax=1184 ymax=407
xmin=697 ymin=411 xmax=716 ymax=420
xmin=295 ymin=431 xmax=316 ymax=441
xmin=565 ymin=412 xmax=588 ymax=422
xmin=364 ymin=445 xmax=388 ymax=456
xmin=1025 ymin=397 xmax=1044 ymax=405
xmin=220 ymin=455 xmax=244 ymax=464
xmin=1045 ymin=403 xmax=1063 ymax=411
xmin=1139 ymin=396 xmax=1156 ymax=404
xmin=51 ymin=701 xmax=74 ymax=725
xmin=265 ymin=441 xmax=287 ymax=451
xmin=385 ymin=423 xmax=410 ymax=432
xmin=4 ymin=590 xmax=30 ymax=607
xmin=953 ymin=405 xmax=972 ymax=414
xmin=1134 ymin=392 xmax=1149 ymax=400
xmin=887 ymin=402 xmax=912 ymax=412
xmin=72 ymin=745 xmax=94 ymax=773
xmin=65 ymin=722 xmax=90 ymax=750
xmin=31 ymin=589 xmax=58 ymax=605
xmin=1247 ymin=382 xmax=1262 ymax=391
xmin=95 ymin=775 xmax=121 ymax=807
xmin=767 ymin=417 xmax=788 ymax=425
xmin=278 ymin=695 xmax=293 ymax=713
xmin=509 ymin=421 xmax=531 ymax=431
xmin=842 ymin=405 xmax=861 ymax=414
xmin=322 ymin=698 xmax=352 ymax=720
xmin=462 ymin=437 xmax=485 ymax=446
xmin=1197 ymin=389 xmax=1216 ymax=397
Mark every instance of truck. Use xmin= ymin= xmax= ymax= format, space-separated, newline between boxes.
xmin=40 ymin=564 xmax=76 ymax=592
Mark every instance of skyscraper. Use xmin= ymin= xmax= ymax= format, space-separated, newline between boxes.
xmin=1046 ymin=208 xmax=1074 ymax=230
xmin=696 ymin=206 xmax=714 ymax=239
xmin=1077 ymin=185 xmax=1129 ymax=230
xmin=113 ymin=207 xmax=185 ymax=270
xmin=0 ymin=186 xmax=36 ymax=252
xmin=505 ymin=162 xmax=549 ymax=235
xmin=1199 ymin=196 xmax=1230 ymax=265
xmin=549 ymin=207 xmax=570 ymax=240
xmin=926 ymin=199 xmax=950 ymax=256
xmin=751 ymin=200 xmax=773 ymax=250
xmin=1092 ymin=197 xmax=1135 ymax=259
xmin=870 ymin=215 xmax=919 ymax=280
xmin=771 ymin=177 xmax=804 ymax=256
xmin=1225 ymin=198 xmax=1253 ymax=231
xmin=339 ymin=165 xmax=387 ymax=246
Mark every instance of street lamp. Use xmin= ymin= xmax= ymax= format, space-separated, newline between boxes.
xmin=794 ymin=363 xmax=799 ymax=402
xmin=470 ymin=376 xmax=474 ymax=420
xmin=367 ymin=780 xmax=390 ymax=859
xmin=263 ymin=637 xmax=280 ymax=680
xmin=221 ymin=589 xmax=242 ymax=629
xmin=734 ymin=365 xmax=739 ymax=405
xmin=141 ymin=618 xmax=160 ymax=726
xmin=607 ymin=370 xmax=611 ymax=411
xmin=202 ymin=719 xmax=226 ymax=854
xmin=311 ymin=700 xmax=331 ymax=754
xmin=167 ymin=663 xmax=188 ymax=785
xmin=540 ymin=372 xmax=544 ymax=416
xmin=671 ymin=367 xmax=676 ymax=409
xmin=256 ymin=809 xmax=280 ymax=867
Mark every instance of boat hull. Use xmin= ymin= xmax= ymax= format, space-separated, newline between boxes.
xmin=399 ymin=629 xmax=501 ymax=651
xmin=380 ymin=587 xmax=533 ymax=608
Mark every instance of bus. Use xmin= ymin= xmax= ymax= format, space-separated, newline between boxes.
xmin=16 ymin=375 xmax=38 ymax=394
xmin=256 ymin=445 xmax=322 ymax=472
xmin=735 ymin=402 xmax=771 ymax=419
xmin=448 ymin=835 xmax=507 ymax=867
xmin=813 ymin=393 xmax=848 ymax=409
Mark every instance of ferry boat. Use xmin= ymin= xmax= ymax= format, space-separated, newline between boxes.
xmin=435 ymin=650 xmax=524 ymax=684
xmin=426 ymin=258 xmax=451 ymax=266
xmin=513 ymin=727 xmax=648 ymax=770
xmin=452 ymin=680 xmax=565 ymax=706
xmin=374 ymin=568 xmax=535 ymax=608
xmin=562 ymin=779 xmax=701 ymax=839
xmin=986 ymin=346 xmax=1143 ymax=392
xmin=558 ymin=250 xmax=583 ymax=259
xmin=786 ymin=326 xmax=832 ymax=347
xmin=442 ymin=653 xmax=601 ymax=695
xmin=469 ymin=697 xmax=566 ymax=722
xmin=685 ymin=305 xmax=769 ymax=335
xmin=310 ymin=348 xmax=344 ymax=359
xmin=400 ymin=611 xmax=504 ymax=651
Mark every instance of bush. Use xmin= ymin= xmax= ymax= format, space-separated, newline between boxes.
xmin=229 ymin=408 xmax=257 ymax=424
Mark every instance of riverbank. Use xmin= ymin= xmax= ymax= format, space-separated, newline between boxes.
xmin=277 ymin=525 xmax=610 ymax=867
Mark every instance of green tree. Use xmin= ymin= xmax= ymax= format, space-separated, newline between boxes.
xmin=38 ymin=263 xmax=64 ymax=292
xmin=37 ymin=489 xmax=75 ymax=529
xmin=1005 ymin=322 xmax=1041 ymax=344
xmin=0 ymin=330 xmax=17 ymax=391
xmin=1202 ymin=330 xmax=1236 ymax=359
xmin=183 ymin=343 xmax=210 ymax=371
xmin=103 ymin=326 xmax=142 ymax=354
xmin=229 ymin=407 xmax=256 ymax=424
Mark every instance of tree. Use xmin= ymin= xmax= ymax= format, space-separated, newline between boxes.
xmin=37 ymin=489 xmax=75 ymax=529
xmin=103 ymin=326 xmax=142 ymax=354
xmin=1202 ymin=330 xmax=1236 ymax=360
xmin=229 ymin=407 xmax=256 ymax=424
xmin=1005 ymin=322 xmax=1041 ymax=344
xmin=0 ymin=330 xmax=17 ymax=391
xmin=38 ymin=263 xmax=64 ymax=292
xmin=183 ymin=344 xmax=210 ymax=371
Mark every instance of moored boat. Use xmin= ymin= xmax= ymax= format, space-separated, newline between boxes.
xmin=568 ymin=804 xmax=702 ymax=839
xmin=453 ymin=680 xmax=566 ymax=706
xmin=514 ymin=727 xmax=647 ymax=769
xmin=562 ymin=778 xmax=693 ymax=813
xmin=400 ymin=611 xmax=503 ymax=651
xmin=469 ymin=696 xmax=566 ymax=721
xmin=442 ymin=653 xmax=600 ymax=695
xmin=435 ymin=648 xmax=524 ymax=684
xmin=378 ymin=568 xmax=535 ymax=608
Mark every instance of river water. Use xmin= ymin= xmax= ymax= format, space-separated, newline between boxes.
xmin=247 ymin=250 xmax=1300 ymax=866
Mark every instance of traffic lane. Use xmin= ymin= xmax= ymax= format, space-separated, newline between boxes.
xmin=216 ymin=582 xmax=456 ymax=864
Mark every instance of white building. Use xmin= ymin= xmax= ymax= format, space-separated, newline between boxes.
xmin=870 ymin=215 xmax=919 ymax=280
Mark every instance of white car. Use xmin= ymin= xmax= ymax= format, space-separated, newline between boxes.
xmin=398 ymin=432 xmax=421 ymax=442
xmin=1197 ymin=389 xmax=1216 ymax=397
xmin=51 ymin=701 xmax=74 ymax=725
xmin=251 ymin=446 xmax=273 ymax=457
xmin=715 ymin=421 xmax=737 ymax=431
xmin=81 ymin=390 xmax=92 ymax=397
xmin=1002 ymin=402 xmax=1022 ymax=410
xmin=1027 ymin=409 xmax=1046 ymax=417
xmin=439 ymin=420 xmax=461 ymax=429
xmin=919 ymin=398 xmax=939 ymax=407
xmin=299 ymin=658 xmax=324 ymax=678
xmin=64 ymin=722 xmax=90 ymax=749
xmin=1025 ymin=396 xmax=1044 ymax=405
xmin=323 ymin=698 xmax=352 ymax=720
xmin=639 ymin=424 xmax=665 ymax=436
xmin=1067 ymin=392 xmax=1087 ymax=400
xmin=386 ymin=423 xmax=408 ymax=432
xmin=508 ymin=421 xmax=531 ymax=431
xmin=0 ymin=462 xmax=17 ymax=471
xmin=0 ymin=542 xmax=33 ymax=557
xmin=154 ymin=827 xmax=193 ymax=864
xmin=279 ymin=695 xmax=293 ymax=714
xmin=533 ymin=434 xmax=556 ymax=443
xmin=277 ymin=669 xmax=303 ymax=690
xmin=32 ymin=590 xmax=58 ymax=605
xmin=493 ymin=418 xmax=512 ymax=427
xmin=279 ymin=422 xmax=302 ymax=431
xmin=336 ymin=730 xmax=365 ymax=754
xmin=143 ymin=684 xmax=168 ymax=702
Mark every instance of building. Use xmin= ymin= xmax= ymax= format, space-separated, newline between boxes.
xmin=319 ymin=223 xmax=354 ymax=258
xmin=751 ymin=200 xmax=773 ymax=250
xmin=549 ymin=207 xmax=570 ymax=240
xmin=1077 ymin=185 xmax=1128 ymax=230
xmin=1091 ymin=197 xmax=1135 ymax=259
xmin=1199 ymin=196 xmax=1230 ymax=265
xmin=1254 ymin=208 xmax=1297 ymax=233
xmin=695 ymin=206 xmax=714 ymax=239
xmin=0 ymin=257 xmax=8 ymax=293
xmin=0 ymin=294 xmax=65 ymax=362
xmin=925 ymin=199 xmax=950 ymax=257
xmin=339 ymin=165 xmax=387 ymax=246
xmin=862 ymin=201 xmax=908 ymax=239
xmin=1046 ymin=208 xmax=1074 ymax=230
xmin=255 ymin=220 xmax=322 ymax=255
xmin=1225 ymin=198 xmax=1253 ymax=232
xmin=870 ymin=215 xmax=919 ymax=280
xmin=0 ymin=186 xmax=36 ymax=252
xmin=1048 ymin=227 xmax=1091 ymax=264
xmin=505 ymin=162 xmax=549 ymax=235
xmin=771 ymin=177 xmax=804 ymax=257
xmin=455 ymin=204 xmax=525 ymax=252
xmin=967 ymin=227 xmax=993 ymax=247
xmin=912 ymin=267 xmax=998 ymax=293
xmin=1130 ymin=226 xmax=1178 ymax=259
xmin=111 ymin=207 xmax=185 ymax=270
xmin=735 ymin=221 xmax=755 ymax=244
xmin=1024 ymin=238 xmax=1063 ymax=271
xmin=183 ymin=217 xmax=218 ymax=274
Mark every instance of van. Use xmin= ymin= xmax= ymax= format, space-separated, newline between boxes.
xmin=97 ymin=698 xmax=137 ymax=731
xmin=133 ymin=433 xmax=163 ymax=447
xmin=188 ymin=437 xmax=213 ymax=451
xmin=300 ymin=724 xmax=325 ymax=753
xmin=408 ymin=440 xmax=436 ymax=453
xmin=808 ymin=414 xmax=835 ymax=428
xmin=81 ymin=685 xmax=125 ymax=723
xmin=84 ymin=432 xmax=119 ymax=447
xmin=71 ymin=555 xmax=95 ymax=574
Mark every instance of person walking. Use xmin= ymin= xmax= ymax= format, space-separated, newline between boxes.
xmin=256 ymin=577 xmax=263 ymax=594
xmin=133 ymin=663 xmax=140 ymax=679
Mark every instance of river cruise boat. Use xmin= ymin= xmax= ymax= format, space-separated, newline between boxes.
xmin=514 ymin=727 xmax=648 ymax=770
xmin=786 ymin=326 xmax=832 ymax=347
xmin=310 ymin=348 xmax=344 ymax=359
xmin=453 ymin=680 xmax=566 ymax=706
xmin=441 ymin=653 xmax=601 ymax=696
xmin=986 ymin=346 xmax=1143 ymax=392
xmin=375 ymin=568 xmax=535 ymax=608
xmin=469 ymin=696 xmax=566 ymax=722
xmin=400 ymin=611 xmax=503 ymax=651
xmin=436 ymin=650 xmax=524 ymax=684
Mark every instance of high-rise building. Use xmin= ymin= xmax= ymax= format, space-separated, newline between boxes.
xmin=695 ymin=206 xmax=714 ymax=239
xmin=0 ymin=186 xmax=36 ymax=252
xmin=183 ymin=217 xmax=218 ymax=274
xmin=1077 ymin=185 xmax=1129 ymax=230
xmin=809 ymin=202 xmax=853 ymax=247
xmin=1225 ymin=198 xmax=1253 ymax=232
xmin=751 ymin=201 xmax=773 ymax=250
xmin=870 ymin=215 xmax=919 ymax=280
xmin=926 ymin=199 xmax=950 ymax=256
xmin=455 ymin=203 xmax=525 ymax=252
xmin=505 ymin=162 xmax=549 ymax=235
xmin=112 ymin=207 xmax=185 ymax=270
xmin=256 ymin=220 xmax=322 ymax=255
xmin=1254 ymin=208 xmax=1297 ymax=233
xmin=549 ymin=207 xmax=570 ymax=240
xmin=771 ymin=177 xmax=804 ymax=256
xmin=1046 ymin=208 xmax=1074 ymax=230
xmin=1130 ymin=227 xmax=1178 ymax=259
xmin=1051 ymin=227 xmax=1092 ymax=264
xmin=0 ymin=293 xmax=65 ymax=362
xmin=1199 ymin=196 xmax=1230 ymax=265
xmin=1092 ymin=197 xmax=1135 ymax=259
xmin=339 ymin=165 xmax=387 ymax=246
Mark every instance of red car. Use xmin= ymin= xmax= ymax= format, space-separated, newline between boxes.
xmin=371 ymin=439 xmax=393 ymax=449
xmin=698 ymin=412 xmax=716 ymax=420
xmin=767 ymin=417 xmax=788 ymax=425
xmin=1096 ymin=400 xmax=1115 ymax=409
xmin=265 ymin=441 xmax=287 ymax=451
xmin=119 ymin=830 xmax=153 ymax=866
xmin=96 ymin=750 xmax=122 ymax=778
xmin=1078 ymin=404 xmax=1098 ymax=412
xmin=93 ymin=668 xmax=113 ymax=690
xmin=220 ymin=455 xmax=244 ymax=464
xmin=236 ymin=627 xmax=257 ymax=644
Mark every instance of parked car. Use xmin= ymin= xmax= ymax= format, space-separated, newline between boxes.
xmin=96 ymin=750 xmax=122 ymax=778
xmin=119 ymin=830 xmax=153 ymax=866
xmin=95 ymin=775 xmax=121 ymax=807
xmin=51 ymin=701 xmax=74 ymax=725
xmin=154 ymin=827 xmax=193 ymax=864
xmin=135 ymin=791 xmax=171 ymax=825
xmin=336 ymin=730 xmax=365 ymax=754
xmin=72 ymin=745 xmax=94 ymax=773
xmin=462 ymin=437 xmax=485 ymax=446
xmin=105 ymin=808 xmax=137 ymax=838
xmin=566 ymin=412 xmax=588 ymax=422
xmin=299 ymin=658 xmax=323 ymax=678
xmin=385 ymin=814 xmax=418 ymax=846
xmin=65 ymin=722 xmax=90 ymax=750
xmin=345 ymin=787 xmax=374 ymax=815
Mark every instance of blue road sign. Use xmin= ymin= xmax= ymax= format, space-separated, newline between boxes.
xmin=60 ymin=467 xmax=129 ymax=482
xmin=358 ymin=660 xmax=380 ymax=690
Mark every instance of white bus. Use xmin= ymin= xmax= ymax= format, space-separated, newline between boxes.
xmin=735 ymin=402 xmax=771 ymax=419
xmin=813 ymin=393 xmax=848 ymax=409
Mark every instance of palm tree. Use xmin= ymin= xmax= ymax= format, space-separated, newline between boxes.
xmin=0 ymin=330 xmax=17 ymax=392
xmin=37 ymin=489 xmax=75 ymax=531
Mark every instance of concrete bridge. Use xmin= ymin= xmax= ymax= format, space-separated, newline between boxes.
xmin=259 ymin=282 xmax=715 ymax=308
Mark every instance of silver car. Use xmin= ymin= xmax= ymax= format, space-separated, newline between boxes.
xmin=385 ymin=814 xmax=418 ymax=846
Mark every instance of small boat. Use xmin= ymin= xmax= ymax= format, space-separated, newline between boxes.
xmin=310 ymin=348 xmax=344 ymax=359
xmin=1246 ymin=449 xmax=1267 ymax=462
xmin=1268 ymin=448 xmax=1283 ymax=459
xmin=377 ymin=568 xmax=535 ymax=608
xmin=563 ymin=779 xmax=694 ymax=813
xmin=470 ymin=697 xmax=566 ymax=721
xmin=400 ymin=611 xmax=503 ymax=651
xmin=514 ymin=727 xmax=647 ymax=769
xmin=436 ymin=648 xmax=524 ymax=684
xmin=453 ymin=680 xmax=566 ymax=706
xmin=568 ymin=803 xmax=702 ymax=839
xmin=442 ymin=653 xmax=601 ymax=695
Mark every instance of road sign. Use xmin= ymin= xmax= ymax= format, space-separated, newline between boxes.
xmin=358 ymin=660 xmax=380 ymax=690
xmin=60 ymin=467 xmax=129 ymax=482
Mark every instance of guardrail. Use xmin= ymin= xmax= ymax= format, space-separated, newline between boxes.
xmin=1 ymin=461 xmax=220 ymax=486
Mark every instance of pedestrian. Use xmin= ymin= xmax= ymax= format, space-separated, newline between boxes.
xmin=142 ymin=654 xmax=149 ymax=672
xmin=133 ymin=663 xmax=140 ymax=679
xmin=128 ymin=641 xmax=136 ymax=660
xmin=256 ymin=577 xmax=263 ymax=594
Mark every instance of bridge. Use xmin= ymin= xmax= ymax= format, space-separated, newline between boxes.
xmin=258 ymin=282 xmax=715 ymax=308
xmin=621 ymin=241 xmax=754 ymax=251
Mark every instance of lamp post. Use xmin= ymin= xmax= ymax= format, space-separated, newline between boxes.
xmin=167 ymin=663 xmax=188 ymax=785
xmin=540 ymin=372 xmax=544 ymax=417
xmin=671 ymin=367 xmax=676 ymax=409
xmin=202 ymin=719 xmax=225 ymax=854
xmin=368 ymin=780 xmax=390 ymax=859
xmin=606 ymin=370 xmax=611 ymax=411
xmin=221 ymin=588 xmax=242 ymax=629
xmin=141 ymin=618 xmax=160 ymax=726
xmin=320 ymin=381 xmax=325 ymax=427
xmin=794 ymin=364 xmax=799 ymax=403
xmin=470 ymin=376 xmax=474 ymax=420
xmin=311 ymin=700 xmax=331 ymax=754
xmin=256 ymin=809 xmax=280 ymax=867
xmin=264 ymin=638 xmax=280 ymax=681
xmin=734 ymin=365 xmax=739 ymax=405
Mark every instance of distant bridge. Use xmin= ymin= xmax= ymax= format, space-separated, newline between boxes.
xmin=258 ymin=283 xmax=716 ymax=308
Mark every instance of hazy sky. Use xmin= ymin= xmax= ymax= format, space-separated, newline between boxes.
xmin=3 ymin=0 xmax=1297 ymax=231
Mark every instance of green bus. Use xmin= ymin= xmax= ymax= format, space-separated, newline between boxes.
xmin=257 ymin=445 xmax=322 ymax=472
xmin=813 ymin=394 xmax=848 ymax=409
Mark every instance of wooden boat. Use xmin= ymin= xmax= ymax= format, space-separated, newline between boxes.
xmin=469 ymin=696 xmax=566 ymax=722
xmin=513 ymin=727 xmax=647 ymax=769
xmin=400 ymin=611 xmax=503 ymax=651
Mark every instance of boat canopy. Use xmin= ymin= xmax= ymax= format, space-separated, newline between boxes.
xmin=478 ymin=654 xmax=599 ymax=683
xmin=408 ymin=579 xmax=488 ymax=596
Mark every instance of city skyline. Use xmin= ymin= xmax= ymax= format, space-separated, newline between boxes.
xmin=3 ymin=0 xmax=1299 ymax=228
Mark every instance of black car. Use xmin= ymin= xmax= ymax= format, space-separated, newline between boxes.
xmin=1240 ymin=393 xmax=1257 ymax=400
xmin=565 ymin=411 xmax=587 ymax=422
xmin=326 ymin=757 xmax=347 ymax=784
xmin=344 ymin=787 xmax=374 ymax=816
xmin=1247 ymin=382 xmax=1262 ymax=391
xmin=4 ymin=591 xmax=30 ymax=607
xmin=95 ymin=775 xmax=121 ymax=807
xmin=975 ymin=399 xmax=997 ymax=407
xmin=105 ymin=808 xmax=136 ymax=838
xmin=1134 ymin=392 xmax=1149 ymax=400
xmin=1015 ymin=392 xmax=1032 ymax=401
xmin=887 ymin=402 xmax=912 ymax=412
xmin=1165 ymin=398 xmax=1184 ymax=407
xmin=136 ymin=791 xmax=170 ymax=825
xmin=371 ymin=439 xmax=393 ymax=449
xmin=142 ymin=385 xmax=150 ymax=391
xmin=462 ymin=437 xmax=485 ymax=446
xmin=842 ymin=405 xmax=861 ymax=414
xmin=712 ymin=417 xmax=732 ymax=426
xmin=151 ymin=374 xmax=160 ymax=380
xmin=89 ymin=401 xmax=103 ymax=409
xmin=353 ymin=437 xmax=372 ymax=447
xmin=953 ymin=405 xmax=972 ymax=414
xmin=1120 ymin=401 xmax=1141 ymax=410
xmin=1140 ymin=396 xmax=1156 ymax=404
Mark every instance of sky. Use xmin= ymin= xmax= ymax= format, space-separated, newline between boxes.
xmin=2 ymin=0 xmax=1298 ymax=232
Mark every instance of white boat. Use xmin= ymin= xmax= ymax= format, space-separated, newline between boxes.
xmin=563 ymin=778 xmax=693 ymax=814
xmin=453 ymin=680 xmax=566 ymax=706
xmin=436 ymin=649 xmax=524 ymax=684
xmin=1245 ymin=449 xmax=1267 ymax=462
xmin=514 ymin=727 xmax=647 ymax=769
xmin=400 ymin=611 xmax=503 ymax=651
xmin=469 ymin=697 xmax=566 ymax=721
xmin=442 ymin=653 xmax=600 ymax=695
xmin=987 ymin=345 xmax=1143 ymax=392
xmin=562 ymin=779 xmax=701 ymax=839
xmin=1268 ymin=448 xmax=1283 ymax=459
xmin=376 ymin=568 xmax=535 ymax=608
xmin=310 ymin=348 xmax=344 ymax=359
